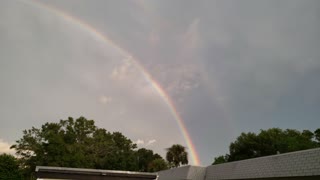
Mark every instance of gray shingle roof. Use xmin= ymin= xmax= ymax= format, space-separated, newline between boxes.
xmin=205 ymin=148 xmax=320 ymax=180
xmin=36 ymin=166 xmax=158 ymax=180
xmin=157 ymin=148 xmax=320 ymax=180
xmin=157 ymin=165 xmax=206 ymax=180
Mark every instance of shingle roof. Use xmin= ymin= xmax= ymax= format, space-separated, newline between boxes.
xmin=36 ymin=166 xmax=157 ymax=180
xmin=157 ymin=165 xmax=206 ymax=180
xmin=157 ymin=148 xmax=320 ymax=180
xmin=205 ymin=148 xmax=320 ymax=180
xmin=35 ymin=148 xmax=320 ymax=180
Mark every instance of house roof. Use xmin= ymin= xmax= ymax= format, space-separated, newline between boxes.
xmin=36 ymin=166 xmax=157 ymax=180
xmin=157 ymin=148 xmax=320 ymax=180
xmin=205 ymin=147 xmax=320 ymax=179
xmin=157 ymin=165 xmax=206 ymax=180
xmin=35 ymin=148 xmax=320 ymax=180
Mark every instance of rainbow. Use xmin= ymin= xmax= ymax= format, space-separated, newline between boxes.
xmin=25 ymin=0 xmax=201 ymax=165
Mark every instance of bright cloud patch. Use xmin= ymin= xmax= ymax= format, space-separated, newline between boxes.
xmin=0 ymin=139 xmax=15 ymax=155
xmin=135 ymin=139 xmax=145 ymax=145
xmin=99 ymin=96 xmax=112 ymax=104
xmin=146 ymin=139 xmax=156 ymax=146
xmin=111 ymin=57 xmax=136 ymax=81
xmin=134 ymin=139 xmax=157 ymax=147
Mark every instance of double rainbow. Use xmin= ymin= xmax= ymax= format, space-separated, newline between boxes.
xmin=25 ymin=0 xmax=201 ymax=165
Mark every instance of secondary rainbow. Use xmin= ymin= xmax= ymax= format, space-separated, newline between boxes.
xmin=26 ymin=0 xmax=201 ymax=165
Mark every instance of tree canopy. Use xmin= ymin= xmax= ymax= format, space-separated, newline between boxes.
xmin=135 ymin=148 xmax=168 ymax=172
xmin=11 ymin=117 xmax=168 ymax=179
xmin=0 ymin=153 xmax=22 ymax=180
xmin=14 ymin=116 xmax=319 ymax=178
xmin=212 ymin=128 xmax=320 ymax=164
xmin=166 ymin=144 xmax=188 ymax=168
xmin=148 ymin=158 xmax=169 ymax=172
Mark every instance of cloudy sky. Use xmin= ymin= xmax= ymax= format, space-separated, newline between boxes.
xmin=1 ymin=0 xmax=320 ymax=165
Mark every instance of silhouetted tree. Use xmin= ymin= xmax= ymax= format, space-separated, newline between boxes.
xmin=166 ymin=144 xmax=188 ymax=168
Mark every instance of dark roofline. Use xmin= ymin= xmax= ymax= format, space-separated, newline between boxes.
xmin=161 ymin=165 xmax=206 ymax=169
xmin=36 ymin=166 xmax=157 ymax=179
xmin=210 ymin=147 xmax=320 ymax=166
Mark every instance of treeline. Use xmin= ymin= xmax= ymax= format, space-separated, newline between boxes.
xmin=3 ymin=117 xmax=188 ymax=179
xmin=2 ymin=116 xmax=319 ymax=179
xmin=212 ymin=128 xmax=320 ymax=165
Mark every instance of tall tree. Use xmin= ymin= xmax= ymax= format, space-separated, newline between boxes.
xmin=228 ymin=132 xmax=259 ymax=161
xmin=135 ymin=148 xmax=167 ymax=172
xmin=212 ymin=128 xmax=320 ymax=164
xmin=136 ymin=148 xmax=156 ymax=172
xmin=166 ymin=144 xmax=188 ymax=168
xmin=10 ymin=117 xmax=141 ymax=178
xmin=0 ymin=153 xmax=22 ymax=179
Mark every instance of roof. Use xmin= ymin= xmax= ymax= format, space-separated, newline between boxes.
xmin=157 ymin=148 xmax=320 ymax=180
xmin=205 ymin=148 xmax=320 ymax=179
xmin=35 ymin=148 xmax=320 ymax=180
xmin=157 ymin=165 xmax=206 ymax=180
xmin=36 ymin=166 xmax=158 ymax=180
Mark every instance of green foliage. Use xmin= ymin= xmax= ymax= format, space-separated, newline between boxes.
xmin=134 ymin=148 xmax=168 ymax=172
xmin=315 ymin=128 xmax=320 ymax=143
xmin=212 ymin=155 xmax=228 ymax=165
xmin=11 ymin=116 xmax=166 ymax=178
xmin=136 ymin=148 xmax=155 ymax=172
xmin=229 ymin=132 xmax=259 ymax=161
xmin=0 ymin=153 xmax=22 ymax=180
xmin=166 ymin=144 xmax=188 ymax=168
xmin=213 ymin=128 xmax=320 ymax=164
xmin=148 ymin=158 xmax=168 ymax=172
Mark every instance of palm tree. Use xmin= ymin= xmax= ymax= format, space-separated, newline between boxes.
xmin=166 ymin=144 xmax=188 ymax=168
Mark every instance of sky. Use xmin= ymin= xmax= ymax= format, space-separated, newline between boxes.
xmin=0 ymin=0 xmax=320 ymax=166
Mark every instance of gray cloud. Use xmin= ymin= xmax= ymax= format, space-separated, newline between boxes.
xmin=1 ymin=0 xmax=320 ymax=165
xmin=0 ymin=0 xmax=185 ymax=159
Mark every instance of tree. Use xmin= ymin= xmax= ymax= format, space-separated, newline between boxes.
xmin=315 ymin=128 xmax=320 ymax=143
xmin=136 ymin=148 xmax=155 ymax=172
xmin=228 ymin=132 xmax=259 ymax=161
xmin=134 ymin=148 xmax=167 ymax=172
xmin=212 ymin=155 xmax=228 ymax=165
xmin=10 ymin=117 xmax=141 ymax=178
xmin=166 ymin=144 xmax=188 ymax=168
xmin=212 ymin=128 xmax=320 ymax=164
xmin=0 ymin=153 xmax=22 ymax=179
xmin=148 ymin=158 xmax=168 ymax=172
